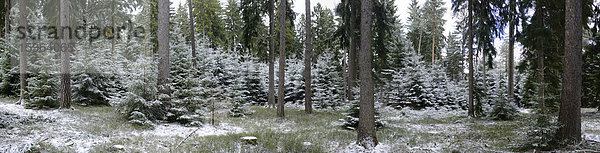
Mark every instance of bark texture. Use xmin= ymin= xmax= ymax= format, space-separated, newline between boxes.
xmin=188 ymin=0 xmax=197 ymax=68
xmin=357 ymin=0 xmax=377 ymax=148
xmin=467 ymin=0 xmax=474 ymax=117
xmin=304 ymin=0 xmax=313 ymax=114
xmin=508 ymin=0 xmax=515 ymax=103
xmin=347 ymin=3 xmax=357 ymax=101
xmin=559 ymin=0 xmax=582 ymax=142
xmin=158 ymin=0 xmax=171 ymax=101
xmin=268 ymin=0 xmax=275 ymax=108
xmin=18 ymin=0 xmax=26 ymax=102
xmin=60 ymin=0 xmax=72 ymax=109
xmin=277 ymin=0 xmax=286 ymax=117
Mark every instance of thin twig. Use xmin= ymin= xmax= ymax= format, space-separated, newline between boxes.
xmin=174 ymin=126 xmax=202 ymax=150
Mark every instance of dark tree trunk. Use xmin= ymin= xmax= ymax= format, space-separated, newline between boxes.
xmin=304 ymin=0 xmax=313 ymax=114
xmin=535 ymin=2 xmax=545 ymax=112
xmin=483 ymin=49 xmax=487 ymax=91
xmin=268 ymin=0 xmax=275 ymax=108
xmin=188 ymin=0 xmax=197 ymax=68
xmin=158 ymin=0 xmax=170 ymax=102
xmin=508 ymin=0 xmax=515 ymax=103
xmin=467 ymin=0 xmax=474 ymax=117
xmin=277 ymin=0 xmax=286 ymax=117
xmin=357 ymin=0 xmax=377 ymax=148
xmin=348 ymin=3 xmax=357 ymax=101
xmin=60 ymin=0 xmax=71 ymax=109
xmin=559 ymin=0 xmax=582 ymax=142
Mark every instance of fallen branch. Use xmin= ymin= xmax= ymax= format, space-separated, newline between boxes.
xmin=174 ymin=126 xmax=203 ymax=150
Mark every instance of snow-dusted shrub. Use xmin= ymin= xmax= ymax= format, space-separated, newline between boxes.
xmin=128 ymin=110 xmax=154 ymax=128
xmin=520 ymin=114 xmax=561 ymax=151
xmin=341 ymin=88 xmax=384 ymax=130
xmin=237 ymin=57 xmax=268 ymax=106
xmin=116 ymin=52 xmax=167 ymax=128
xmin=23 ymin=73 xmax=59 ymax=109
xmin=0 ymin=48 xmax=17 ymax=97
xmin=312 ymin=53 xmax=344 ymax=109
xmin=284 ymin=59 xmax=305 ymax=105
xmin=229 ymin=91 xmax=251 ymax=117
xmin=72 ymin=73 xmax=114 ymax=106
xmin=168 ymin=33 xmax=204 ymax=126
xmin=488 ymin=72 xmax=518 ymax=120
xmin=71 ymin=41 xmax=124 ymax=106
xmin=385 ymin=52 xmax=467 ymax=110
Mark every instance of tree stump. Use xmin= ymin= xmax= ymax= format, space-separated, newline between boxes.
xmin=241 ymin=136 xmax=258 ymax=145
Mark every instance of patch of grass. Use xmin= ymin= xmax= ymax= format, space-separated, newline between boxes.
xmin=174 ymin=106 xmax=355 ymax=152
xmin=68 ymin=105 xmax=136 ymax=136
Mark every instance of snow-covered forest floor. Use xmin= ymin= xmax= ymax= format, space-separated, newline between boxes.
xmin=1 ymin=98 xmax=599 ymax=153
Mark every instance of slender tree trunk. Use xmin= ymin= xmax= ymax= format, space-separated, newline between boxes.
xmin=343 ymin=50 xmax=348 ymax=103
xmin=431 ymin=25 xmax=436 ymax=63
xmin=277 ymin=0 xmax=286 ymax=117
xmin=348 ymin=4 xmax=357 ymax=101
xmin=158 ymin=0 xmax=170 ymax=102
xmin=467 ymin=0 xmax=474 ymax=117
xmin=417 ymin=28 xmax=422 ymax=55
xmin=538 ymin=48 xmax=544 ymax=111
xmin=111 ymin=0 xmax=115 ymax=58
xmin=304 ymin=0 xmax=313 ymax=114
xmin=268 ymin=0 xmax=276 ymax=108
xmin=559 ymin=0 xmax=582 ymax=142
xmin=60 ymin=0 xmax=72 ymax=109
xmin=357 ymin=0 xmax=377 ymax=148
xmin=483 ymin=49 xmax=486 ymax=90
xmin=188 ymin=0 xmax=197 ymax=68
xmin=4 ymin=0 xmax=9 ymax=38
xmin=533 ymin=1 xmax=545 ymax=112
xmin=18 ymin=0 xmax=26 ymax=103
xmin=508 ymin=0 xmax=515 ymax=103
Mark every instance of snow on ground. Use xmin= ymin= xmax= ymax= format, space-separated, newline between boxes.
xmin=140 ymin=122 xmax=244 ymax=138
xmin=343 ymin=143 xmax=391 ymax=153
xmin=0 ymin=101 xmax=244 ymax=153
xmin=585 ymin=134 xmax=600 ymax=142
xmin=0 ymin=102 xmax=111 ymax=152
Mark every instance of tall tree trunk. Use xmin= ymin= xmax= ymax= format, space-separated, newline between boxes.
xmin=357 ymin=0 xmax=377 ymax=148
xmin=4 ymin=0 xmax=9 ymax=38
xmin=60 ymin=0 xmax=72 ymax=109
xmin=431 ymin=25 xmax=436 ymax=63
xmin=534 ymin=1 xmax=545 ymax=112
xmin=188 ymin=0 xmax=197 ymax=68
xmin=467 ymin=0 xmax=474 ymax=117
xmin=537 ymin=48 xmax=544 ymax=111
xmin=508 ymin=0 xmax=515 ymax=103
xmin=483 ymin=49 xmax=486 ymax=91
xmin=343 ymin=50 xmax=348 ymax=103
xmin=348 ymin=3 xmax=357 ymax=101
xmin=111 ymin=0 xmax=115 ymax=58
xmin=18 ymin=0 xmax=26 ymax=103
xmin=418 ymin=28 xmax=422 ymax=55
xmin=304 ymin=0 xmax=313 ymax=114
xmin=277 ymin=0 xmax=286 ymax=117
xmin=268 ymin=0 xmax=276 ymax=108
xmin=559 ymin=0 xmax=582 ymax=142
xmin=158 ymin=0 xmax=170 ymax=102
